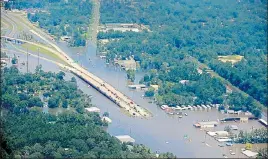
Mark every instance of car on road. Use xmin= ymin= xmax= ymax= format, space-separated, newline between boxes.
xmin=226 ymin=142 xmax=233 ymax=146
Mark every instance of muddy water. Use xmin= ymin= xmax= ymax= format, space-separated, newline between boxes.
xmin=6 ymin=43 xmax=265 ymax=158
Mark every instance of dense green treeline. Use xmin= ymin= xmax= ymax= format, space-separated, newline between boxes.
xmin=0 ymin=66 xmax=175 ymax=158
xmin=98 ymin=0 xmax=267 ymax=113
xmin=1 ymin=111 xmax=164 ymax=158
xmin=1 ymin=66 xmax=91 ymax=113
xmin=5 ymin=0 xmax=92 ymax=47
xmin=235 ymin=128 xmax=268 ymax=144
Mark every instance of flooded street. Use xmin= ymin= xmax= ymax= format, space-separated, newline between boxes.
xmin=6 ymin=42 xmax=265 ymax=158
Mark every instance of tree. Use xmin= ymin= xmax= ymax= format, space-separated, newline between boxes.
xmin=76 ymin=104 xmax=84 ymax=114
xmin=28 ymin=97 xmax=43 ymax=107
xmin=62 ymin=99 xmax=68 ymax=108
xmin=145 ymin=87 xmax=155 ymax=97
xmin=48 ymin=96 xmax=59 ymax=108
xmin=245 ymin=143 xmax=252 ymax=150
xmin=257 ymin=148 xmax=268 ymax=159
xmin=126 ymin=69 xmax=135 ymax=82
xmin=35 ymin=65 xmax=42 ymax=73
xmin=71 ymin=77 xmax=77 ymax=83
xmin=56 ymin=71 xmax=65 ymax=80
xmin=159 ymin=152 xmax=176 ymax=159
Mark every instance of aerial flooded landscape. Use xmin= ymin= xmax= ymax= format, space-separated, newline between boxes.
xmin=1 ymin=0 xmax=267 ymax=158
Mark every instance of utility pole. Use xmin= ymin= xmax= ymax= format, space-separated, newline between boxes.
xmin=27 ymin=48 xmax=29 ymax=73
xmin=37 ymin=48 xmax=40 ymax=66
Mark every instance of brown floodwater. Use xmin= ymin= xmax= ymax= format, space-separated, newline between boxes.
xmin=4 ymin=42 xmax=266 ymax=158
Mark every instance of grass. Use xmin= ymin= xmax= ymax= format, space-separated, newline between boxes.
xmin=21 ymin=43 xmax=67 ymax=64
xmin=1 ymin=18 xmax=12 ymax=30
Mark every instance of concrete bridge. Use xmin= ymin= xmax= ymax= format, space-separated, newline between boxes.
xmin=1 ymin=35 xmax=151 ymax=118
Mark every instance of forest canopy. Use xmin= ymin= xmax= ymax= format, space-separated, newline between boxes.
xmin=98 ymin=0 xmax=267 ymax=114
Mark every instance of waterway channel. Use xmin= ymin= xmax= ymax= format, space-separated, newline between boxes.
xmin=6 ymin=41 xmax=265 ymax=158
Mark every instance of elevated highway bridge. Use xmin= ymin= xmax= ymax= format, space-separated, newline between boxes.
xmin=1 ymin=35 xmax=151 ymax=118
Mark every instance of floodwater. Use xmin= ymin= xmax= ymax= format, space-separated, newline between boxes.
xmin=5 ymin=42 xmax=265 ymax=158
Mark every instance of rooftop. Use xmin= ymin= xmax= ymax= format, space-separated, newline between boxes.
xmin=198 ymin=121 xmax=218 ymax=125
xmin=242 ymin=150 xmax=258 ymax=158
xmin=115 ymin=135 xmax=135 ymax=143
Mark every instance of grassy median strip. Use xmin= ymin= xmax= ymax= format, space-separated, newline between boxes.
xmin=21 ymin=43 xmax=67 ymax=65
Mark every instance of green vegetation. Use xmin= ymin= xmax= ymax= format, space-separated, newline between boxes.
xmin=257 ymin=148 xmax=268 ymax=159
xmin=126 ymin=69 xmax=135 ymax=82
xmin=1 ymin=66 xmax=92 ymax=113
xmin=0 ymin=66 xmax=174 ymax=158
xmin=6 ymin=0 xmax=93 ymax=47
xmin=98 ymin=0 xmax=267 ymax=116
xmin=235 ymin=128 xmax=268 ymax=144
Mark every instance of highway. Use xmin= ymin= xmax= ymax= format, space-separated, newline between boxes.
xmin=1 ymin=9 xmax=151 ymax=118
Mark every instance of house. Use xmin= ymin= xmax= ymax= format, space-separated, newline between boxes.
xmin=85 ymin=107 xmax=100 ymax=113
xmin=242 ymin=150 xmax=258 ymax=158
xmin=128 ymin=84 xmax=146 ymax=90
xmin=179 ymin=80 xmax=189 ymax=85
xmin=240 ymin=117 xmax=248 ymax=123
xmin=217 ymin=137 xmax=232 ymax=142
xmin=227 ymin=110 xmax=235 ymax=114
xmin=117 ymin=58 xmax=137 ymax=70
xmin=207 ymin=131 xmax=217 ymax=137
xmin=150 ymin=85 xmax=159 ymax=91
xmin=60 ymin=36 xmax=71 ymax=41
xmin=194 ymin=121 xmax=218 ymax=128
xmin=115 ymin=135 xmax=135 ymax=143
xmin=245 ymin=111 xmax=253 ymax=116
xmin=259 ymin=119 xmax=268 ymax=127
xmin=101 ymin=116 xmax=112 ymax=123
xmin=230 ymin=125 xmax=238 ymax=130
xmin=215 ymin=131 xmax=229 ymax=137
xmin=234 ymin=110 xmax=242 ymax=115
